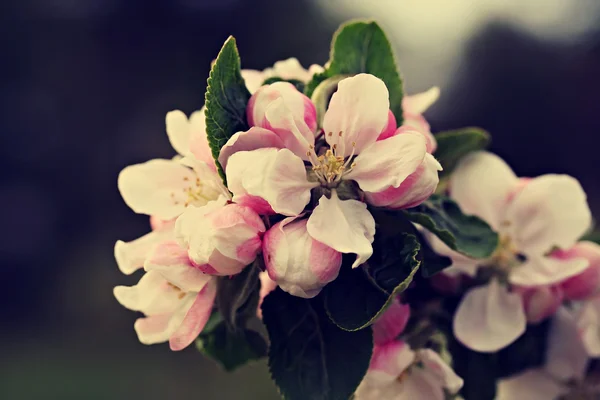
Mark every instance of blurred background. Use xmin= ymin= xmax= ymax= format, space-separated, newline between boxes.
xmin=1 ymin=0 xmax=600 ymax=398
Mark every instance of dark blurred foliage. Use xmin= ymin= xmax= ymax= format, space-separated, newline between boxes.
xmin=0 ymin=0 xmax=599 ymax=399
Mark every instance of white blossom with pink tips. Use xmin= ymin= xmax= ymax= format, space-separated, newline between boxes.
xmin=219 ymin=74 xmax=441 ymax=296
xmin=356 ymin=300 xmax=463 ymax=399
xmin=428 ymin=151 xmax=592 ymax=352
xmin=115 ymin=109 xmax=226 ymax=275
xmin=241 ymin=57 xmax=323 ymax=94
xmin=175 ymin=196 xmax=266 ymax=276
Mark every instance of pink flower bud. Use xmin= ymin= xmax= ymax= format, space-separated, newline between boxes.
xmin=175 ymin=198 xmax=266 ymax=276
xmin=263 ymin=218 xmax=342 ymax=298
xmin=372 ymin=298 xmax=411 ymax=345
xmin=247 ymin=82 xmax=317 ymax=133
xmin=518 ymin=285 xmax=564 ymax=324
xmin=556 ymin=241 xmax=600 ymax=300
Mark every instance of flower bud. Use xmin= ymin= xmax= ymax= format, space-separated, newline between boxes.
xmin=263 ymin=218 xmax=342 ymax=298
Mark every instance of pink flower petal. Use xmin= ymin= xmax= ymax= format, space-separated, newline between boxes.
xmin=346 ymin=131 xmax=428 ymax=193
xmin=558 ymin=241 xmax=600 ymax=300
xmin=218 ymin=127 xmax=284 ymax=170
xmin=370 ymin=341 xmax=415 ymax=377
xmin=376 ymin=110 xmax=397 ymax=141
xmin=144 ymin=240 xmax=212 ymax=292
xmin=307 ymin=191 xmax=376 ymax=269
xmin=372 ymin=299 xmax=411 ymax=345
xmin=169 ymin=279 xmax=217 ymax=351
xmin=364 ymin=153 xmax=441 ymax=209
xmin=453 ymin=279 xmax=526 ymax=352
xmin=519 ymin=285 xmax=564 ymax=324
xmin=263 ymin=218 xmax=341 ymax=298
xmin=323 ymin=74 xmax=390 ymax=157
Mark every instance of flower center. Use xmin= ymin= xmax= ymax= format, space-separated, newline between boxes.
xmin=307 ymin=131 xmax=356 ymax=186
xmin=170 ymin=174 xmax=216 ymax=207
xmin=484 ymin=234 xmax=527 ymax=277
xmin=166 ymin=282 xmax=187 ymax=299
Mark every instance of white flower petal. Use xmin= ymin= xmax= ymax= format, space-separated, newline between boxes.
xmin=169 ymin=279 xmax=217 ymax=351
xmin=453 ymin=279 xmax=526 ymax=352
xmin=134 ymin=314 xmax=175 ymax=345
xmin=165 ymin=110 xmax=192 ymax=156
xmin=323 ymin=74 xmax=390 ymax=157
xmin=496 ymin=370 xmax=567 ymax=400
xmin=113 ymin=270 xmax=186 ymax=315
xmin=307 ymin=191 xmax=375 ymax=269
xmin=402 ymin=86 xmax=440 ymax=114
xmin=418 ymin=349 xmax=463 ymax=393
xmin=114 ymin=221 xmax=175 ymax=275
xmin=505 ymin=174 xmax=592 ymax=254
xmin=449 ymin=151 xmax=519 ymax=231
xmin=509 ymin=254 xmax=589 ymax=286
xmin=576 ymin=296 xmax=600 ymax=357
xmin=118 ymin=159 xmax=196 ymax=220
xmin=226 ymin=148 xmax=316 ymax=216
xmin=346 ymin=131 xmax=427 ymax=193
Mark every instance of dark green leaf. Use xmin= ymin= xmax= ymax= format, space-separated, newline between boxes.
xmin=434 ymin=127 xmax=491 ymax=179
xmin=215 ymin=262 xmax=261 ymax=331
xmin=417 ymin=230 xmax=453 ymax=277
xmin=262 ymin=289 xmax=372 ymax=400
xmin=204 ymin=36 xmax=251 ymax=182
xmin=196 ymin=322 xmax=267 ymax=372
xmin=262 ymin=76 xmax=305 ymax=92
xmin=323 ymin=231 xmax=421 ymax=331
xmin=305 ymin=20 xmax=404 ymax=124
xmin=403 ymin=194 xmax=499 ymax=259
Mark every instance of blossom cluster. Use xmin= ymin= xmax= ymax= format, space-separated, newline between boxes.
xmin=112 ymin=20 xmax=600 ymax=400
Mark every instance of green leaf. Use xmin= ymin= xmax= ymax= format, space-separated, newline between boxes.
xmin=417 ymin=230 xmax=453 ymax=277
xmin=215 ymin=262 xmax=261 ymax=331
xmin=196 ymin=319 xmax=267 ymax=372
xmin=434 ymin=127 xmax=491 ymax=179
xmin=204 ymin=36 xmax=251 ymax=182
xmin=262 ymin=76 xmax=305 ymax=92
xmin=262 ymin=289 xmax=372 ymax=400
xmin=305 ymin=20 xmax=404 ymax=124
xmin=403 ymin=194 xmax=499 ymax=259
xmin=323 ymin=230 xmax=421 ymax=332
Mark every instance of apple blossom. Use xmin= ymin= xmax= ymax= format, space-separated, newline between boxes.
xmin=262 ymin=217 xmax=342 ymax=298
xmin=241 ymin=57 xmax=324 ymax=94
xmin=575 ymin=295 xmax=600 ymax=357
xmin=356 ymin=341 xmax=463 ymax=400
xmin=429 ymin=151 xmax=592 ymax=352
xmin=175 ymin=196 xmax=266 ymax=276
xmin=221 ymin=74 xmax=441 ymax=272
xmin=114 ymin=240 xmax=217 ymax=351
